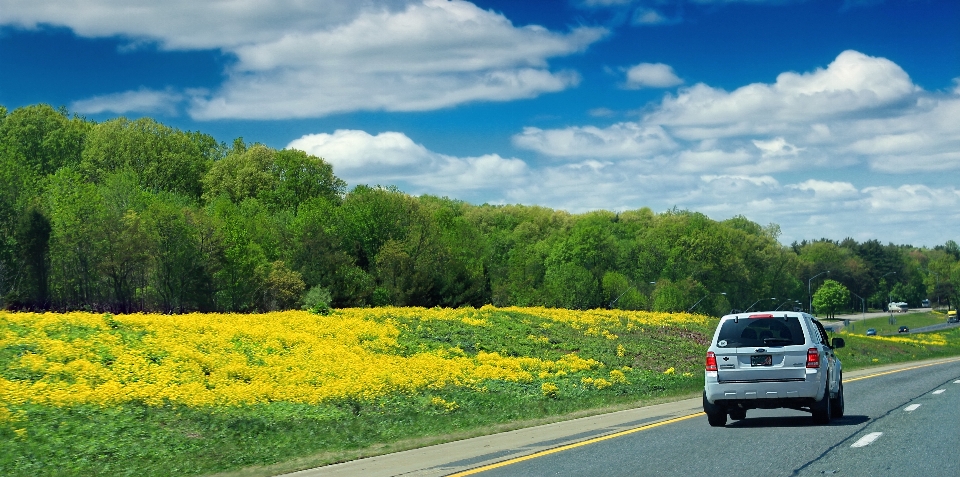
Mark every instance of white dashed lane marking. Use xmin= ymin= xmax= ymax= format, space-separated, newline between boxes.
xmin=954 ymin=380 xmax=960 ymax=384
xmin=905 ymin=404 xmax=921 ymax=412
xmin=852 ymin=432 xmax=883 ymax=448
xmin=932 ymin=389 xmax=946 ymax=395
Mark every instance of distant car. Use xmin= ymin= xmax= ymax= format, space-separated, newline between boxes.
xmin=948 ymin=311 xmax=958 ymax=323
xmin=866 ymin=328 xmax=877 ymax=336
xmin=898 ymin=326 xmax=909 ymax=333
xmin=921 ymin=299 xmax=930 ymax=308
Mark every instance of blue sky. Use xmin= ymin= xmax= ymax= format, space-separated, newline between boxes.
xmin=2 ymin=0 xmax=958 ymax=247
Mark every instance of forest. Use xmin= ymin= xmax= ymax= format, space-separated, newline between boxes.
xmin=1 ymin=104 xmax=958 ymax=315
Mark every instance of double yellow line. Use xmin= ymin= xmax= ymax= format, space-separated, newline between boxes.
xmin=447 ymin=357 xmax=960 ymax=476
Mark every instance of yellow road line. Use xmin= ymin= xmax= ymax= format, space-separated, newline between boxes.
xmin=445 ymin=413 xmax=704 ymax=477
xmin=448 ymin=357 xmax=960 ymax=476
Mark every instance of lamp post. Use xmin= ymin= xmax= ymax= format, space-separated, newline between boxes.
xmin=881 ymin=271 xmax=896 ymax=309
xmin=808 ymin=271 xmax=830 ymax=315
xmin=850 ymin=291 xmax=865 ymax=320
xmin=775 ymin=299 xmax=799 ymax=311
xmin=745 ymin=297 xmax=777 ymax=313
xmin=688 ymin=292 xmax=726 ymax=313
xmin=922 ymin=268 xmax=939 ymax=310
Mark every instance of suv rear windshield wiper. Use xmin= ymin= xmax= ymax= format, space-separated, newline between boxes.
xmin=762 ymin=338 xmax=794 ymax=345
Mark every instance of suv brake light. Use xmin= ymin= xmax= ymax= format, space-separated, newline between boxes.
xmin=806 ymin=348 xmax=820 ymax=368
xmin=706 ymin=351 xmax=718 ymax=372
xmin=749 ymin=314 xmax=774 ymax=318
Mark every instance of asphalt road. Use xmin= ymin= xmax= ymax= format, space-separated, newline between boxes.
xmin=289 ymin=357 xmax=960 ymax=477
xmin=459 ymin=359 xmax=960 ymax=477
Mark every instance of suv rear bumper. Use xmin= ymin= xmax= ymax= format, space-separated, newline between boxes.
xmin=704 ymin=370 xmax=824 ymax=408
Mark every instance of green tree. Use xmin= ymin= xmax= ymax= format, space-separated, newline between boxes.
xmin=202 ymin=145 xmax=344 ymax=211
xmin=543 ymin=262 xmax=598 ymax=310
xmin=81 ymin=117 xmax=219 ymax=201
xmin=208 ymin=197 xmax=270 ymax=312
xmin=142 ymin=195 xmax=203 ymax=312
xmin=260 ymin=261 xmax=305 ymax=311
xmin=812 ymin=279 xmax=849 ymax=318
xmin=45 ymin=168 xmax=108 ymax=309
xmin=15 ymin=205 xmax=51 ymax=309
xmin=0 ymin=104 xmax=87 ymax=176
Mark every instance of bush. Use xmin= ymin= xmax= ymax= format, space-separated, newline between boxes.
xmin=302 ymin=285 xmax=332 ymax=315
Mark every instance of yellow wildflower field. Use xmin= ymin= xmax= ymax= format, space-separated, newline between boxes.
xmin=0 ymin=306 xmax=703 ymax=409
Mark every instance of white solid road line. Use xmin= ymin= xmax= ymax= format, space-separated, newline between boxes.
xmin=905 ymin=404 xmax=921 ymax=411
xmin=933 ymin=389 xmax=946 ymax=395
xmin=851 ymin=432 xmax=883 ymax=448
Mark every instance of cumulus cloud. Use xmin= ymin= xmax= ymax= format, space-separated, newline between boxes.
xmin=5 ymin=0 xmax=606 ymax=119
xmin=623 ymin=63 xmax=683 ymax=89
xmin=0 ymin=0 xmax=409 ymax=50
xmin=633 ymin=8 xmax=675 ymax=25
xmin=70 ymin=88 xmax=187 ymax=116
xmin=505 ymin=50 xmax=960 ymax=244
xmin=286 ymin=130 xmax=530 ymax=199
xmin=513 ymin=123 xmax=676 ymax=159
xmin=514 ymin=50 xmax=959 ymax=174
xmin=752 ymin=137 xmax=803 ymax=157
xmin=649 ymin=50 xmax=919 ymax=135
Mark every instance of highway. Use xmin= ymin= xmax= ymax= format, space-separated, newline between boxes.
xmin=293 ymin=357 xmax=960 ymax=477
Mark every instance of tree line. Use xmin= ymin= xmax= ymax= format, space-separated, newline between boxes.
xmin=1 ymin=104 xmax=958 ymax=315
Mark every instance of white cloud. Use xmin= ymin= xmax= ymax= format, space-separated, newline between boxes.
xmin=286 ymin=130 xmax=529 ymax=198
xmin=788 ymin=180 xmax=860 ymax=199
xmin=633 ymin=8 xmax=673 ymax=25
xmin=650 ymin=50 xmax=919 ymax=135
xmin=70 ymin=88 xmax=186 ymax=116
xmin=0 ymin=0 xmax=406 ymax=50
xmin=623 ymin=63 xmax=683 ymax=89
xmin=6 ymin=0 xmax=606 ymax=120
xmin=512 ymin=123 xmax=676 ymax=159
xmin=752 ymin=137 xmax=803 ymax=157
xmin=500 ymin=50 xmax=960 ymax=245
xmin=514 ymin=50 xmax=960 ymax=176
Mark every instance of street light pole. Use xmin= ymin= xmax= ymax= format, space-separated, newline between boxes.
xmin=775 ymin=299 xmax=794 ymax=311
xmin=688 ymin=292 xmax=727 ymax=313
xmin=850 ymin=291 xmax=865 ymax=320
xmin=808 ymin=271 xmax=830 ymax=316
xmin=745 ymin=297 xmax=777 ymax=313
xmin=881 ymin=271 xmax=896 ymax=310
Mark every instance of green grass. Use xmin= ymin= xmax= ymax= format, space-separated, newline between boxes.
xmin=830 ymin=311 xmax=950 ymax=336
xmin=3 ymin=310 xmax=960 ymax=477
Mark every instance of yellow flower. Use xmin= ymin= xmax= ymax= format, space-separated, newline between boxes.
xmin=541 ymin=382 xmax=559 ymax=398
xmin=663 ymin=367 xmax=676 ymax=375
xmin=609 ymin=369 xmax=628 ymax=384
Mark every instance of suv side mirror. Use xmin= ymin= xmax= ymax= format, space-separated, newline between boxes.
xmin=831 ymin=337 xmax=845 ymax=349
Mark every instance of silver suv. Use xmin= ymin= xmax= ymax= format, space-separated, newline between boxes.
xmin=703 ymin=311 xmax=845 ymax=426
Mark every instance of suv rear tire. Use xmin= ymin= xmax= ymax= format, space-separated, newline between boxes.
xmin=703 ymin=392 xmax=727 ymax=427
xmin=811 ymin=387 xmax=832 ymax=424
xmin=830 ymin=382 xmax=845 ymax=419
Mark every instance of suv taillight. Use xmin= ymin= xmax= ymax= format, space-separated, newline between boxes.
xmin=706 ymin=351 xmax=718 ymax=372
xmin=806 ymin=348 xmax=820 ymax=368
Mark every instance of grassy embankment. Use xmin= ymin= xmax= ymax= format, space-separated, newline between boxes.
xmin=2 ymin=307 xmax=959 ymax=477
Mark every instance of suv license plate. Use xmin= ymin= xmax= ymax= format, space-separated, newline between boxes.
xmin=751 ymin=355 xmax=772 ymax=366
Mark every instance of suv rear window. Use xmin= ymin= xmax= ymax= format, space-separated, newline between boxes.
xmin=716 ymin=316 xmax=805 ymax=348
